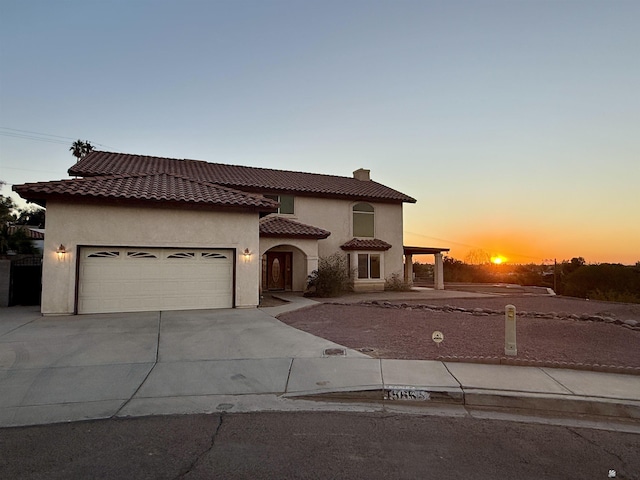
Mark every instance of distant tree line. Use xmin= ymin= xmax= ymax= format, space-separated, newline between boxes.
xmin=560 ymin=262 xmax=640 ymax=303
xmin=1 ymin=184 xmax=44 ymax=255
xmin=414 ymin=256 xmax=640 ymax=304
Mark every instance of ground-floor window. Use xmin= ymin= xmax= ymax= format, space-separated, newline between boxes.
xmin=357 ymin=253 xmax=381 ymax=279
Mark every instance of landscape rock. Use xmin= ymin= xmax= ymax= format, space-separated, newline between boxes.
xmin=339 ymin=300 xmax=637 ymax=330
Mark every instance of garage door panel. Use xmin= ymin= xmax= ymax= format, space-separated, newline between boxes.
xmin=78 ymin=247 xmax=234 ymax=314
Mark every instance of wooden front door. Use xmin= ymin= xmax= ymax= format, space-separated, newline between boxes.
xmin=266 ymin=252 xmax=292 ymax=291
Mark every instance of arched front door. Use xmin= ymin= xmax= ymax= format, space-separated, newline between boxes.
xmin=266 ymin=251 xmax=292 ymax=291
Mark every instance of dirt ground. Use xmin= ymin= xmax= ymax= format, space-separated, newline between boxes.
xmin=278 ymin=295 xmax=640 ymax=372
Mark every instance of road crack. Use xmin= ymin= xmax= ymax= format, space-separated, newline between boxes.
xmin=174 ymin=414 xmax=224 ymax=479
xmin=567 ymin=427 xmax=629 ymax=475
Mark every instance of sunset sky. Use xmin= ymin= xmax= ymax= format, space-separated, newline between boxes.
xmin=1 ymin=1 xmax=638 ymax=265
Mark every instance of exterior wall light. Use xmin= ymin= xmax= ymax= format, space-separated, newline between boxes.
xmin=56 ymin=244 xmax=67 ymax=261
xmin=242 ymin=248 xmax=252 ymax=262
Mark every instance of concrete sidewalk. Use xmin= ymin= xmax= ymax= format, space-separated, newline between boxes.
xmin=1 ymin=296 xmax=639 ymax=429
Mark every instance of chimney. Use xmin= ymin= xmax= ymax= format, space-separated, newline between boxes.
xmin=353 ymin=168 xmax=370 ymax=181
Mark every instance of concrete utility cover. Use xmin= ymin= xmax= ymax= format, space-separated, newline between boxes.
xmin=324 ymin=348 xmax=346 ymax=356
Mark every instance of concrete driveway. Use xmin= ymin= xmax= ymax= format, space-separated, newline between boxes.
xmin=0 ymin=303 xmax=367 ymax=427
xmin=4 ymin=295 xmax=640 ymax=428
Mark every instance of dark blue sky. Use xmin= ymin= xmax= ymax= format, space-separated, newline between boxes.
xmin=1 ymin=0 xmax=638 ymax=263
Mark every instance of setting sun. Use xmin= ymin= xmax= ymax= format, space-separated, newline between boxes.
xmin=491 ymin=256 xmax=507 ymax=265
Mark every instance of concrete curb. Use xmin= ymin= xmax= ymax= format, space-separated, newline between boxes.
xmin=289 ymin=386 xmax=640 ymax=420
xmin=462 ymin=389 xmax=640 ymax=419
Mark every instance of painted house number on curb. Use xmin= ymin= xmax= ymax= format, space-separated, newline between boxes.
xmin=385 ymin=387 xmax=431 ymax=401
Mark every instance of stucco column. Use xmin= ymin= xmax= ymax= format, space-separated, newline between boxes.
xmin=434 ymin=252 xmax=444 ymax=290
xmin=404 ymin=253 xmax=413 ymax=285
xmin=306 ymin=256 xmax=318 ymax=278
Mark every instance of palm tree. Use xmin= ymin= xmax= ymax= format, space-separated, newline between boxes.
xmin=70 ymin=140 xmax=84 ymax=161
xmin=82 ymin=140 xmax=95 ymax=156
xmin=70 ymin=140 xmax=95 ymax=162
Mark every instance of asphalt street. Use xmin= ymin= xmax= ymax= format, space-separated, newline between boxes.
xmin=2 ymin=411 xmax=639 ymax=479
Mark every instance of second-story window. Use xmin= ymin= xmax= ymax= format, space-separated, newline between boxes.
xmin=265 ymin=194 xmax=295 ymax=214
xmin=353 ymin=202 xmax=374 ymax=237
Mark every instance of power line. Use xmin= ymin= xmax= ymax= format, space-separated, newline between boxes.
xmin=0 ymin=127 xmax=119 ymax=150
xmin=404 ymin=231 xmax=481 ymax=249
xmin=0 ymin=127 xmax=79 ymax=141
xmin=405 ymin=230 xmax=543 ymax=261
xmin=0 ymin=132 xmax=70 ymax=145
xmin=1 ymin=166 xmax=67 ymax=175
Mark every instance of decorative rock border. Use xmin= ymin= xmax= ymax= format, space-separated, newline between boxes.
xmin=326 ymin=300 xmax=640 ymax=331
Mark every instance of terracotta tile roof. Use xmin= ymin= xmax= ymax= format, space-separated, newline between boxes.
xmin=68 ymin=151 xmax=416 ymax=204
xmin=259 ymin=216 xmax=331 ymax=239
xmin=340 ymin=238 xmax=392 ymax=251
xmin=13 ymin=173 xmax=279 ymax=210
xmin=7 ymin=225 xmax=45 ymax=239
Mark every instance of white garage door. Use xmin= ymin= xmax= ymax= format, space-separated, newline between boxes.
xmin=78 ymin=247 xmax=234 ymax=314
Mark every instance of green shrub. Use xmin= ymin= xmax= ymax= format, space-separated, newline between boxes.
xmin=0 ymin=225 xmax=37 ymax=255
xmin=385 ymin=273 xmax=412 ymax=291
xmin=564 ymin=264 xmax=640 ymax=302
xmin=305 ymin=253 xmax=353 ymax=297
xmin=587 ymin=289 xmax=640 ymax=304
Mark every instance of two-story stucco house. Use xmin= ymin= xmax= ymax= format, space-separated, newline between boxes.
xmin=14 ymin=151 xmax=446 ymax=315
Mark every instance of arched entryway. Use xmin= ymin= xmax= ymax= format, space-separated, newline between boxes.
xmin=259 ymin=215 xmax=330 ymax=293
xmin=260 ymin=242 xmax=318 ymax=293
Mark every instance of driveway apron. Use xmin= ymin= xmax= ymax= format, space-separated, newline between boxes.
xmin=0 ymin=305 xmax=364 ymax=427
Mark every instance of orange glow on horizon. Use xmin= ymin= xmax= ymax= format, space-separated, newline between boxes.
xmin=491 ymin=255 xmax=507 ymax=265
xmin=403 ymin=223 xmax=639 ymax=265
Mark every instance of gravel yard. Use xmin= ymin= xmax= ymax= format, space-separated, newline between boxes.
xmin=278 ymin=295 xmax=640 ymax=372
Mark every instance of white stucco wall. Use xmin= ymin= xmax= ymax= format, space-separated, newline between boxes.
xmin=41 ymin=201 xmax=260 ymax=314
xmin=282 ymin=196 xmax=405 ymax=284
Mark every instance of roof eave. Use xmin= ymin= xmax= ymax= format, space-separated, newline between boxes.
xmin=12 ymin=189 xmax=275 ymax=212
xmin=260 ymin=232 xmax=330 ymax=240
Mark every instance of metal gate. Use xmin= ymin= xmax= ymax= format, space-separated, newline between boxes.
xmin=10 ymin=255 xmax=42 ymax=306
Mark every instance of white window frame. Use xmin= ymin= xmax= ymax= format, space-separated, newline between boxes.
xmin=352 ymin=202 xmax=375 ymax=238
xmin=265 ymin=194 xmax=295 ymax=215
xmin=355 ymin=251 xmax=384 ymax=280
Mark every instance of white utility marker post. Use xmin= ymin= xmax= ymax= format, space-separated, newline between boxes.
xmin=504 ymin=304 xmax=517 ymax=356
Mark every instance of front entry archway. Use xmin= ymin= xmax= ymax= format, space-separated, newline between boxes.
xmin=259 ymin=216 xmax=329 ymax=294
xmin=260 ymin=241 xmax=318 ymax=293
